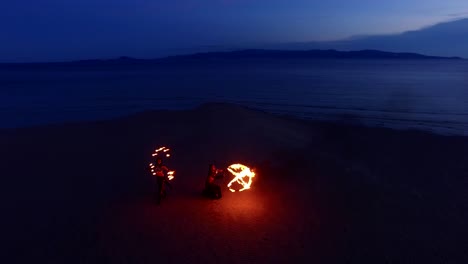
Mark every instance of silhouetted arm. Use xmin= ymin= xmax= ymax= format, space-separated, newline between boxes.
xmin=215 ymin=169 xmax=224 ymax=179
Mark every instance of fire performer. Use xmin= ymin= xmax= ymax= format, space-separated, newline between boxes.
xmin=152 ymin=157 xmax=170 ymax=204
xmin=203 ymin=164 xmax=224 ymax=199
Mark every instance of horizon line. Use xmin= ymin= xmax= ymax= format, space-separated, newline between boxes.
xmin=0 ymin=48 xmax=464 ymax=65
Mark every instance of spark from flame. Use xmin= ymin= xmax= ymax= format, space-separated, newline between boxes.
xmin=227 ymin=163 xmax=255 ymax=192
xmin=152 ymin=147 xmax=170 ymax=156
xmin=149 ymin=146 xmax=175 ymax=180
xmin=167 ymin=171 xmax=175 ymax=180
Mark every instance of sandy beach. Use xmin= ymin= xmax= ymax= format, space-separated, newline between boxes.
xmin=1 ymin=103 xmax=467 ymax=263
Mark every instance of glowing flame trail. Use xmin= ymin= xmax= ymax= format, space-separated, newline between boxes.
xmin=167 ymin=171 xmax=175 ymax=180
xmin=227 ymin=164 xmax=255 ymax=192
xmin=148 ymin=146 xmax=175 ymax=180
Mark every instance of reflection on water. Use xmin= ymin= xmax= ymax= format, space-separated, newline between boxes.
xmin=1 ymin=59 xmax=467 ymax=135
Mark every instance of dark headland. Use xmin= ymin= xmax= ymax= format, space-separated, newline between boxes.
xmin=0 ymin=49 xmax=462 ymax=68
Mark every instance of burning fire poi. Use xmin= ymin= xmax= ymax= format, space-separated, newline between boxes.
xmin=227 ymin=164 xmax=256 ymax=192
xmin=149 ymin=146 xmax=175 ymax=180
xmin=152 ymin=146 xmax=171 ymax=158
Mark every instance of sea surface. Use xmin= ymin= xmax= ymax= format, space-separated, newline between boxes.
xmin=1 ymin=58 xmax=467 ymax=136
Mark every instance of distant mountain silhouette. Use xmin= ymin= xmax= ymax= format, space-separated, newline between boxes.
xmin=266 ymin=18 xmax=468 ymax=58
xmin=164 ymin=49 xmax=461 ymax=60
xmin=0 ymin=49 xmax=460 ymax=68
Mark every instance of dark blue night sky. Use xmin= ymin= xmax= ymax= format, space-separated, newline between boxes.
xmin=1 ymin=0 xmax=468 ymax=62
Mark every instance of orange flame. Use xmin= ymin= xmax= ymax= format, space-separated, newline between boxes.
xmin=149 ymin=146 xmax=175 ymax=180
xmin=167 ymin=171 xmax=175 ymax=181
xmin=227 ymin=164 xmax=255 ymax=192
xmin=152 ymin=147 xmax=171 ymax=156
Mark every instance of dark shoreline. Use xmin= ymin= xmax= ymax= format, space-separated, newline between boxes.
xmin=2 ymin=103 xmax=467 ymax=138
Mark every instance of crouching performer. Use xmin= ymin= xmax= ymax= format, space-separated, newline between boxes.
xmin=203 ymin=164 xmax=224 ymax=199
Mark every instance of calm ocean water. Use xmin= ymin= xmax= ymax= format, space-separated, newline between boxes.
xmin=1 ymin=59 xmax=467 ymax=136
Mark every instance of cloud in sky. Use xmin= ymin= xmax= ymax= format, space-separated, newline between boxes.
xmin=2 ymin=0 xmax=468 ymax=62
xmin=447 ymin=11 xmax=468 ymax=17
